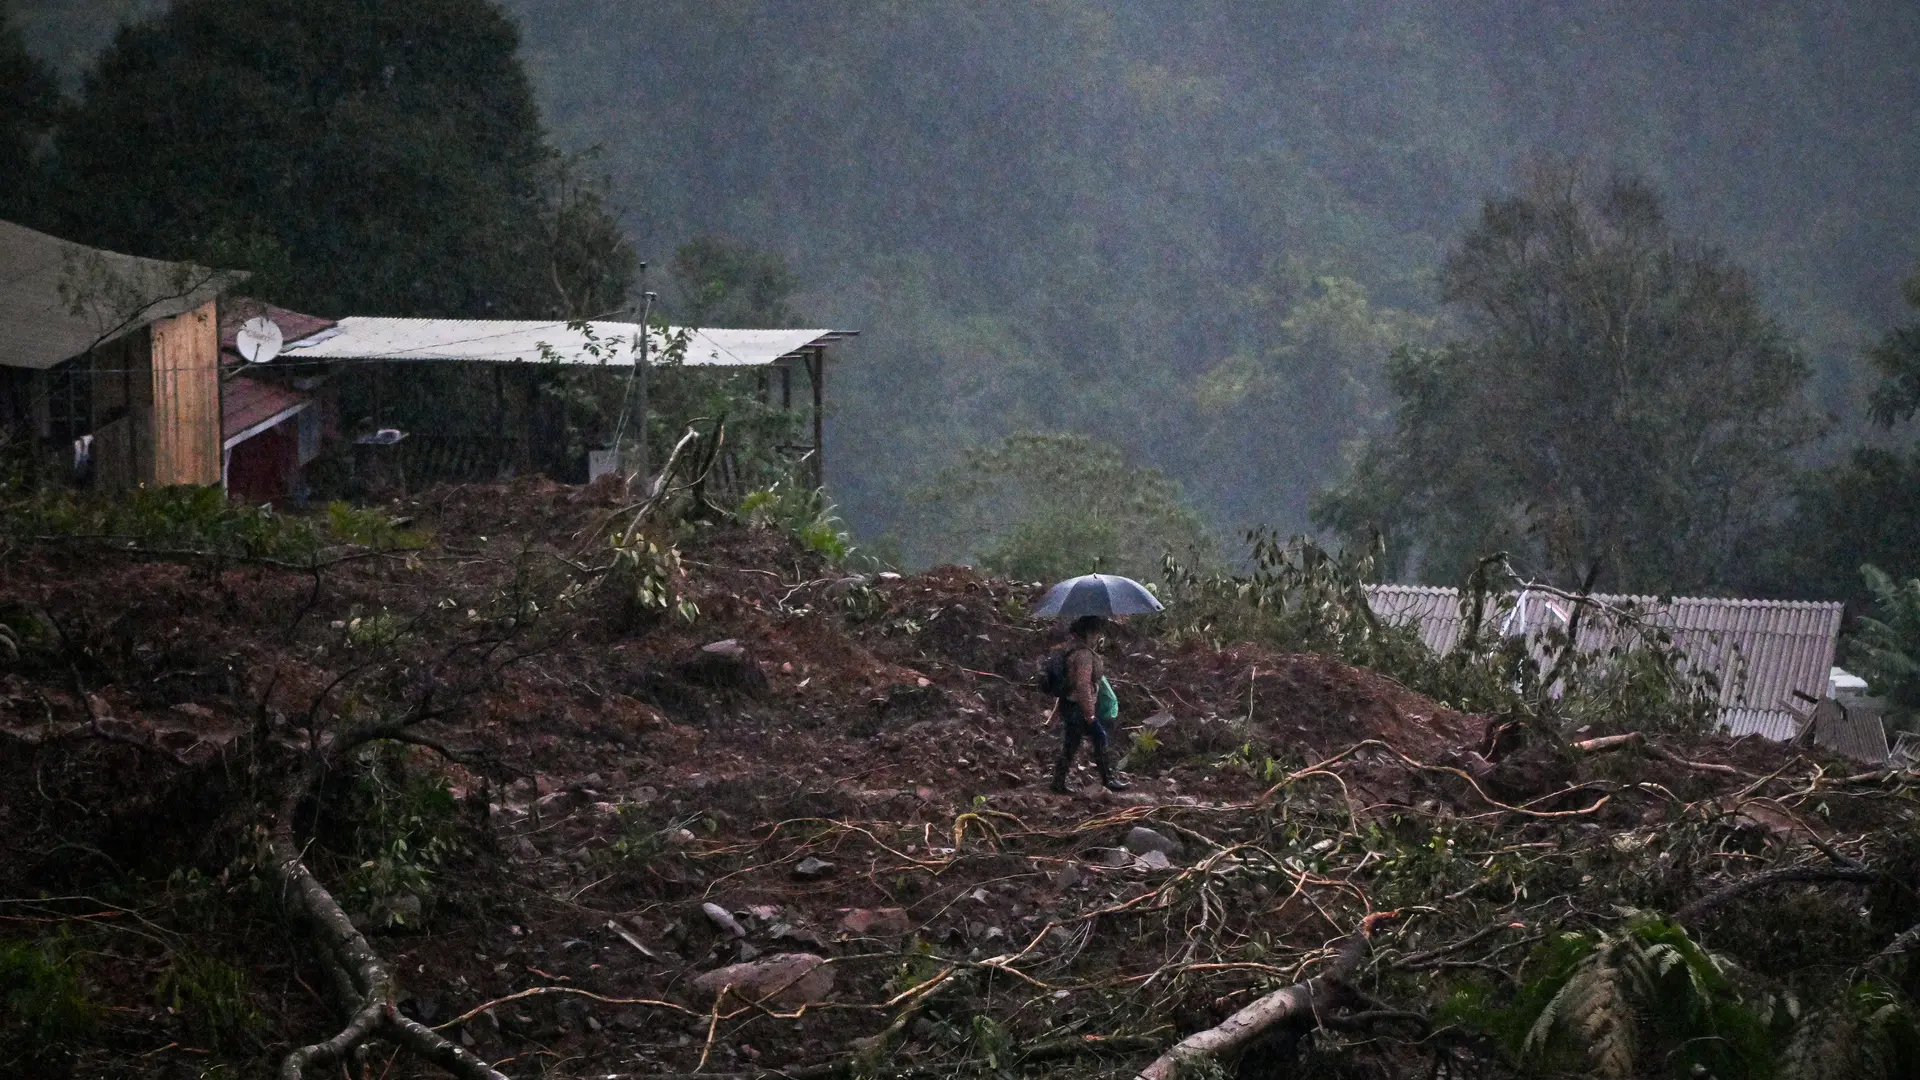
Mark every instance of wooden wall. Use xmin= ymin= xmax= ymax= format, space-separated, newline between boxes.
xmin=149 ymin=299 xmax=221 ymax=486
xmin=89 ymin=328 xmax=154 ymax=490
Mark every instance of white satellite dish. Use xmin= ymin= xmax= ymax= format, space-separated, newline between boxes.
xmin=237 ymin=315 xmax=284 ymax=364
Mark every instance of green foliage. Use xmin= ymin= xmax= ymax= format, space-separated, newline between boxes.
xmin=0 ymin=937 xmax=96 ymax=1058
xmin=1316 ymin=169 xmax=1818 ymax=594
xmin=742 ymin=483 xmax=854 ymax=563
xmin=1507 ymin=915 xmax=1792 ymax=1079
xmin=1766 ymin=268 xmax=1920 ymax=607
xmin=671 ymin=235 xmax=803 ymax=329
xmin=1777 ymin=982 xmax=1920 ymax=1080
xmin=0 ymin=1 xmax=59 ymax=223
xmin=154 ymin=952 xmax=264 ymax=1050
xmin=1159 ymin=531 xmax=1717 ymax=738
xmin=2 ymin=483 xmax=423 ymax=565
xmin=605 ymin=534 xmax=699 ymax=625
xmin=336 ymin=746 xmax=464 ymax=930
xmin=50 ymin=0 xmax=631 ymax=320
xmin=912 ymin=432 xmax=1213 ymax=582
xmin=1852 ymin=565 xmax=1920 ymax=731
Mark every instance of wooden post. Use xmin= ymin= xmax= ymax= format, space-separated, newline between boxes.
xmin=809 ymin=346 xmax=824 ymax=489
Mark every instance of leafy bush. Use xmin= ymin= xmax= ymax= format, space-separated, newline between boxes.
xmin=335 ymin=747 xmax=465 ymax=930
xmin=0 ymin=938 xmax=96 ymax=1059
xmin=741 ymin=483 xmax=854 ymax=562
xmin=605 ymin=534 xmax=699 ymax=625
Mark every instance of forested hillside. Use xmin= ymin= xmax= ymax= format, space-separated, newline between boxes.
xmin=12 ymin=0 xmax=1920 ymax=587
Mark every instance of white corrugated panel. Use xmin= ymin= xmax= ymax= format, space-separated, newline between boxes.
xmin=280 ymin=317 xmax=847 ymax=368
xmin=1364 ymin=586 xmax=1843 ymax=742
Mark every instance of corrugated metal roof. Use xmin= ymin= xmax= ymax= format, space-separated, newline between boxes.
xmin=1366 ymin=585 xmax=1844 ymax=742
xmin=218 ymin=299 xmax=335 ymax=365
xmin=222 ymin=376 xmax=311 ymax=449
xmin=279 ymin=317 xmax=853 ymax=368
xmin=1802 ymin=700 xmax=1891 ymax=764
xmin=1 ymin=219 xmax=243 ymax=370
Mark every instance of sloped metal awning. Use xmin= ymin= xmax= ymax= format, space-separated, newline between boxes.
xmin=1365 ymin=585 xmax=1845 ymax=741
xmin=222 ymin=376 xmax=312 ymax=451
xmin=278 ymin=317 xmax=853 ymax=367
xmin=0 ymin=219 xmax=243 ymax=370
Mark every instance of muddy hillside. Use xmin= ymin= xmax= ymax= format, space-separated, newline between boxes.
xmin=3 ymin=479 xmax=1917 ymax=1080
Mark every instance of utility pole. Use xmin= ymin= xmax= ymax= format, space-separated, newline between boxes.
xmin=635 ymin=286 xmax=654 ymax=487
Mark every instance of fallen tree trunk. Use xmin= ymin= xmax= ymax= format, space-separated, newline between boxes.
xmin=269 ymin=779 xmax=509 ymax=1080
xmin=1134 ymin=912 xmax=1398 ymax=1080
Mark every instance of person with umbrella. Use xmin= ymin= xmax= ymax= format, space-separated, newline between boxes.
xmin=1035 ymin=574 xmax=1163 ymax=795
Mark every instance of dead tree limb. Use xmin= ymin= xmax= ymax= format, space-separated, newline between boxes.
xmin=1134 ymin=911 xmax=1399 ymax=1080
xmin=1677 ymin=865 xmax=1879 ymax=925
xmin=269 ymin=776 xmax=508 ymax=1080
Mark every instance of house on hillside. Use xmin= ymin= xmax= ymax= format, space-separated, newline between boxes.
xmin=1364 ymin=585 xmax=1891 ymax=760
xmin=0 ymin=219 xmax=242 ymax=488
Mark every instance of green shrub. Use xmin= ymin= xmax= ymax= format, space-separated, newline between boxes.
xmin=0 ymin=938 xmax=96 ymax=1057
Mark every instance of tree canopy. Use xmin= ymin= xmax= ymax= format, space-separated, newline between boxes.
xmin=48 ymin=0 xmax=628 ymax=319
xmin=910 ymin=432 xmax=1212 ymax=583
xmin=1316 ymin=170 xmax=1818 ymax=594
xmin=0 ymin=1 xmax=58 ymax=222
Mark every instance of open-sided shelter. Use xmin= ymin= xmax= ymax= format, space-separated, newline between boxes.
xmin=274 ymin=316 xmax=854 ymax=488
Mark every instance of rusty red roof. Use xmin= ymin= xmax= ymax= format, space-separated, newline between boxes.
xmin=219 ymin=298 xmax=335 ymax=366
xmin=222 ymin=375 xmax=311 ymax=448
xmin=1366 ymin=585 xmax=1844 ymax=741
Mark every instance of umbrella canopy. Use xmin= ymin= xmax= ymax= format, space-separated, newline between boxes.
xmin=1033 ymin=574 xmax=1165 ymax=618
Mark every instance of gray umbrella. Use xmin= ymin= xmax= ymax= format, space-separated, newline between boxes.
xmin=1033 ymin=574 xmax=1165 ymax=618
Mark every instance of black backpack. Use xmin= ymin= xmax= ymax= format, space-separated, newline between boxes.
xmin=1037 ymin=648 xmax=1073 ymax=698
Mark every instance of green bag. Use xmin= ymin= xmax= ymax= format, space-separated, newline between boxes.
xmin=1096 ymin=676 xmax=1119 ymax=722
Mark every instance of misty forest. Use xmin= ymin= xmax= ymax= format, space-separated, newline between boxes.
xmin=4 ymin=2 xmax=1920 ymax=1079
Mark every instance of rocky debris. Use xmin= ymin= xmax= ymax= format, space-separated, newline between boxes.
xmin=838 ymin=907 xmax=912 ymax=936
xmin=1125 ymin=826 xmax=1182 ymax=859
xmin=691 ymin=953 xmax=834 ymax=1008
xmin=792 ymin=856 xmax=835 ymax=881
xmin=1137 ymin=850 xmax=1172 ymax=872
xmin=683 ymin=638 xmax=770 ymax=696
xmin=1084 ymin=847 xmax=1133 ymax=868
xmin=702 ymin=902 xmax=747 ymax=938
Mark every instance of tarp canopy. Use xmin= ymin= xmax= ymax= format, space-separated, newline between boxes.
xmin=279 ymin=317 xmax=852 ymax=367
xmin=0 ymin=219 xmax=242 ymax=370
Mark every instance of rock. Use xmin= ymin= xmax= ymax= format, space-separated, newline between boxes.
xmin=839 ymin=907 xmax=912 ymax=936
xmin=1137 ymin=850 xmax=1172 ymax=872
xmin=691 ymin=953 xmax=834 ymax=1008
xmin=1052 ymin=863 xmax=1082 ymax=889
xmin=737 ymin=941 xmax=762 ymax=962
xmin=702 ymin=902 xmax=747 ymax=939
xmin=792 ymin=856 xmax=835 ymax=881
xmin=1084 ymin=847 xmax=1133 ymax=867
xmin=1125 ymin=826 xmax=1181 ymax=858
xmin=683 ymin=639 xmax=770 ymax=697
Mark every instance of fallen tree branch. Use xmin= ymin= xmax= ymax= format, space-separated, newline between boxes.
xmin=1677 ymin=864 xmax=1879 ymax=925
xmin=1134 ymin=911 xmax=1399 ymax=1080
xmin=269 ymin=781 xmax=508 ymax=1079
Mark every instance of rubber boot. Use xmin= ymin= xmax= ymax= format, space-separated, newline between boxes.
xmin=1050 ymin=757 xmax=1072 ymax=794
xmin=1096 ymin=750 xmax=1129 ymax=792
